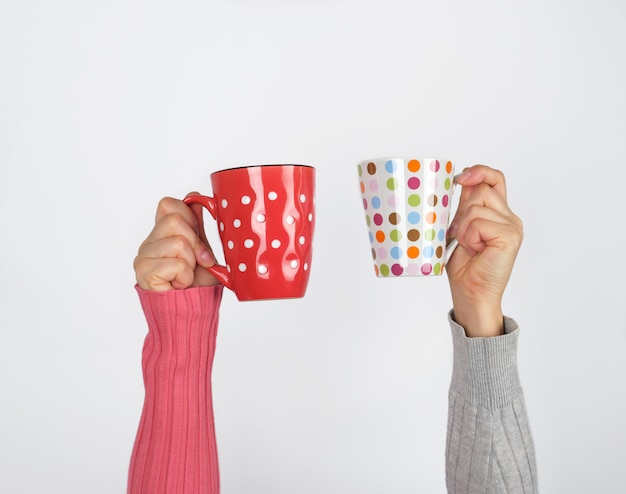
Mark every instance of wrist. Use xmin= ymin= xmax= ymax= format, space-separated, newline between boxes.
xmin=451 ymin=296 xmax=504 ymax=338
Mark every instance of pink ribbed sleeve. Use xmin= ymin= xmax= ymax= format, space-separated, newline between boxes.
xmin=128 ymin=285 xmax=224 ymax=494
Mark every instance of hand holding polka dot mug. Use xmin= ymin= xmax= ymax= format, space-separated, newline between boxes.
xmin=184 ymin=164 xmax=316 ymax=301
xmin=358 ymin=157 xmax=460 ymax=277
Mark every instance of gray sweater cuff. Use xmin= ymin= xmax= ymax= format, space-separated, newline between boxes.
xmin=448 ymin=310 xmax=522 ymax=410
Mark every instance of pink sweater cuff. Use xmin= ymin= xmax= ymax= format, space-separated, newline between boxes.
xmin=128 ymin=285 xmax=224 ymax=494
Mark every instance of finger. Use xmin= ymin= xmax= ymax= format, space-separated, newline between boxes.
xmin=134 ymin=257 xmax=195 ymax=291
xmin=455 ymin=210 xmax=523 ymax=257
xmin=455 ymin=165 xmax=508 ymax=203
xmin=138 ymin=235 xmax=197 ymax=271
xmin=155 ymin=196 xmax=199 ymax=229
xmin=143 ymin=212 xmax=216 ymax=269
xmin=191 ymin=264 xmax=222 ymax=288
xmin=454 ymin=182 xmax=514 ymax=221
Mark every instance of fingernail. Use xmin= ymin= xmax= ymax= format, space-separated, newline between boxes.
xmin=456 ymin=170 xmax=471 ymax=181
xmin=200 ymin=247 xmax=213 ymax=265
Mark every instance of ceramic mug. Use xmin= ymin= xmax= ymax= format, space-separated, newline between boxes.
xmin=184 ymin=164 xmax=316 ymax=301
xmin=357 ymin=157 xmax=460 ymax=277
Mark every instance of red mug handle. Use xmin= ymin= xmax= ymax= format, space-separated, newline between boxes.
xmin=183 ymin=195 xmax=233 ymax=290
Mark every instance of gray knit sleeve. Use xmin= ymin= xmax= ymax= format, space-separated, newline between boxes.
xmin=446 ymin=312 xmax=538 ymax=493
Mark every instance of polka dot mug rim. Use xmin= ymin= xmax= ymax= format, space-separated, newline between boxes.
xmin=357 ymin=156 xmax=451 ymax=164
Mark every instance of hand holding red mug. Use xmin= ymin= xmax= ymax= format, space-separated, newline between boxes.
xmin=134 ymin=194 xmax=221 ymax=292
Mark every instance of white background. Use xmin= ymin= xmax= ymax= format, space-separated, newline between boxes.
xmin=1 ymin=0 xmax=625 ymax=492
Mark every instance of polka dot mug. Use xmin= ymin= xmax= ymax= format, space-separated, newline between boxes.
xmin=184 ymin=164 xmax=316 ymax=301
xmin=357 ymin=157 xmax=460 ymax=277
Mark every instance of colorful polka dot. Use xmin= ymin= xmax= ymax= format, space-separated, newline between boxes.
xmin=385 ymin=160 xmax=397 ymax=173
xmin=407 ymin=212 xmax=421 ymax=224
xmin=371 ymin=196 xmax=381 ymax=208
xmin=390 ymin=246 xmax=402 ymax=259
xmin=386 ymin=177 xmax=398 ymax=190
xmin=408 ymin=159 xmax=421 ymax=172
xmin=373 ymin=213 xmax=383 ymax=226
xmin=376 ymin=230 xmax=385 ymax=242
xmin=408 ymin=194 xmax=421 ymax=207
xmin=426 ymin=212 xmax=437 ymax=224
xmin=408 ymin=177 xmax=421 ymax=189
xmin=407 ymin=229 xmax=421 ymax=241
xmin=367 ymin=162 xmax=377 ymax=174
xmin=407 ymin=246 xmax=420 ymax=258
xmin=389 ymin=212 xmax=401 ymax=225
xmin=391 ymin=264 xmax=404 ymax=276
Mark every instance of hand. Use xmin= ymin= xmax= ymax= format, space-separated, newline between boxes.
xmin=134 ymin=193 xmax=221 ymax=291
xmin=445 ymin=165 xmax=523 ymax=337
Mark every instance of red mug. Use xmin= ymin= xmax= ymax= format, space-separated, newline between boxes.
xmin=184 ymin=164 xmax=316 ymax=301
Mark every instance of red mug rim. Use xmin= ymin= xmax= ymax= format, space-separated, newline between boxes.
xmin=211 ymin=164 xmax=315 ymax=176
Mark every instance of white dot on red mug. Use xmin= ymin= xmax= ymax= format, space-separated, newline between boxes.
xmin=271 ymin=239 xmax=281 ymax=248
xmin=244 ymin=239 xmax=254 ymax=248
xmin=258 ymin=265 xmax=268 ymax=274
xmin=290 ymin=260 xmax=299 ymax=269
xmin=238 ymin=263 xmax=247 ymax=272
xmin=268 ymin=191 xmax=278 ymax=200
xmin=286 ymin=215 xmax=295 ymax=225
xmin=233 ymin=219 xmax=242 ymax=228
xmin=256 ymin=214 xmax=266 ymax=223
xmin=221 ymin=199 xmax=228 ymax=208
xmin=300 ymin=194 xmax=307 ymax=203
xmin=227 ymin=240 xmax=234 ymax=249
xmin=299 ymin=236 xmax=305 ymax=245
xmin=241 ymin=195 xmax=251 ymax=205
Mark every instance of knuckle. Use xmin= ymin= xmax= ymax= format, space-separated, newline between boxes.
xmin=162 ymin=212 xmax=187 ymax=232
xmin=156 ymin=196 xmax=176 ymax=215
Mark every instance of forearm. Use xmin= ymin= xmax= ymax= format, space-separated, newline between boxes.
xmin=128 ymin=285 xmax=224 ymax=494
xmin=446 ymin=312 xmax=537 ymax=493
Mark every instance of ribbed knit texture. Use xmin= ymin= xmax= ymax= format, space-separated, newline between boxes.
xmin=128 ymin=285 xmax=224 ymax=494
xmin=446 ymin=312 xmax=538 ymax=493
